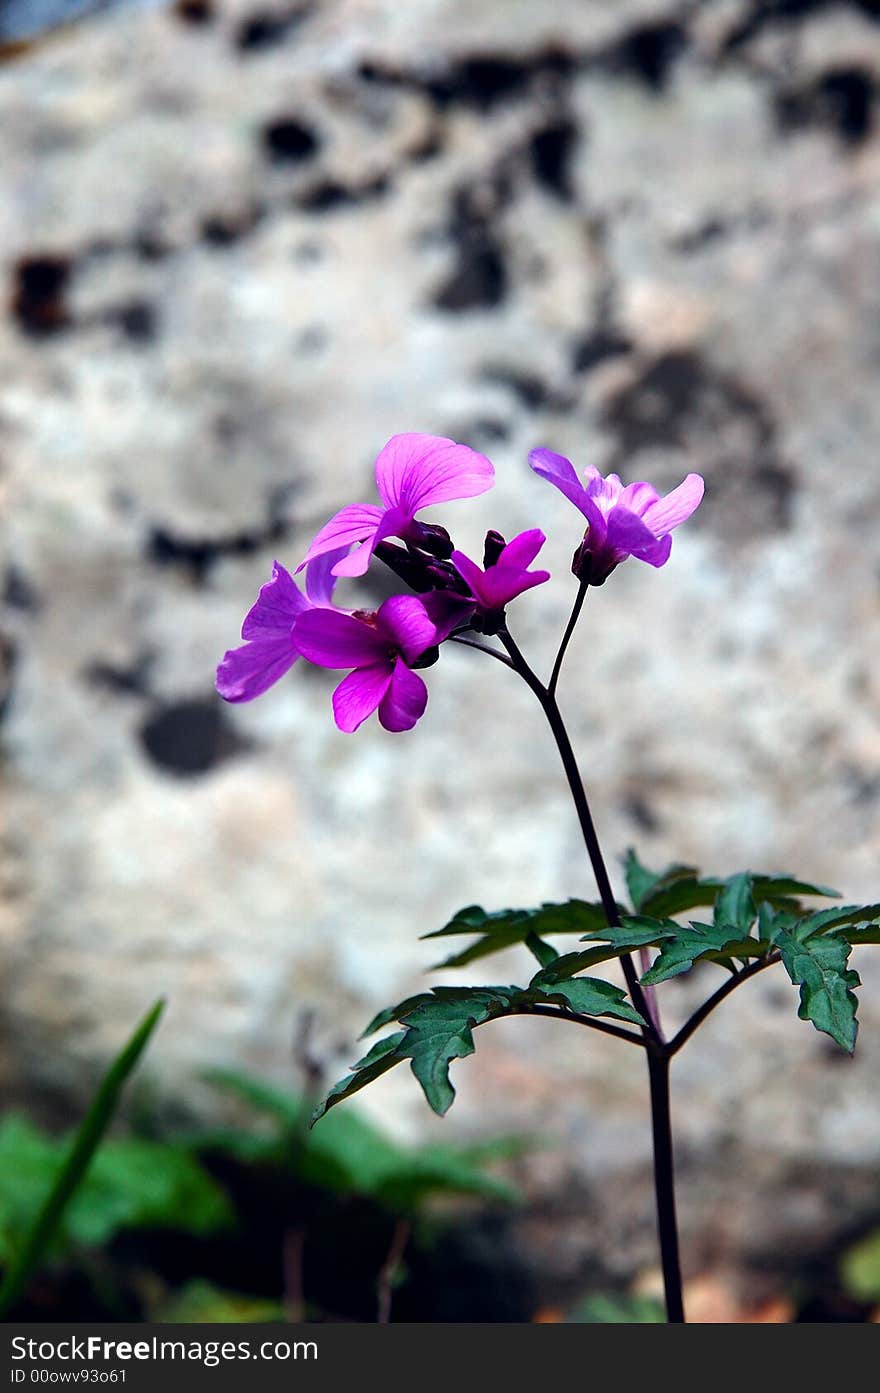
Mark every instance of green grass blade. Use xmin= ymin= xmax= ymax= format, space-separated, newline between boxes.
xmin=0 ymin=998 xmax=164 ymax=1318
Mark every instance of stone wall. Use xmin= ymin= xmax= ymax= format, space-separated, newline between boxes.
xmin=2 ymin=0 xmax=880 ymax=1274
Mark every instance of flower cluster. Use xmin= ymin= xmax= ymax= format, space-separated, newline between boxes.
xmin=216 ymin=433 xmax=704 ymax=732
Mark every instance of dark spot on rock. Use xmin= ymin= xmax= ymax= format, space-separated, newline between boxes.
xmin=110 ymin=300 xmax=157 ymax=343
xmin=10 ymin=255 xmax=72 ymax=336
xmin=433 ymin=185 xmax=508 ymax=312
xmin=84 ymin=652 xmax=154 ymax=698
xmin=201 ymin=204 xmax=264 ymax=245
xmin=358 ymin=48 xmax=574 ymax=112
xmin=622 ymin=792 xmax=661 ymax=834
xmin=602 ymin=351 xmax=797 ymax=535
xmin=776 ymin=67 xmax=875 ymax=146
xmin=174 ymin=0 xmax=214 ymax=23
xmin=133 ymin=229 xmax=170 ymax=262
xmin=3 ymin=565 xmax=40 ymax=612
xmin=723 ymin=2 xmax=880 ymax=54
xmin=296 ymin=173 xmax=390 ymax=212
xmin=608 ymin=21 xmax=688 ymax=92
xmin=407 ymin=126 xmax=444 ymax=163
xmin=261 ymin=116 xmax=320 ymax=163
xmin=147 ymin=507 xmax=290 ymax=585
xmin=483 ymin=367 xmax=550 ymax=410
xmin=0 ymin=632 xmax=16 ymax=725
xmin=671 ymin=217 xmax=728 ymax=254
xmin=139 ymin=698 xmax=247 ymax=777
xmin=572 ymin=328 xmax=632 ymax=374
xmin=529 ymin=118 xmax=579 ymax=201
xmin=236 ymin=5 xmax=310 ymax=52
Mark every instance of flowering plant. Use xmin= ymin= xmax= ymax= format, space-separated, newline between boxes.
xmin=218 ymin=433 xmax=879 ymax=1323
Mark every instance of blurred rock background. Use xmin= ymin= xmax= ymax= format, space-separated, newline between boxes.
xmin=1 ymin=0 xmax=880 ymax=1299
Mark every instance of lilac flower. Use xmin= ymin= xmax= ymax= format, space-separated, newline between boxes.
xmin=215 ymin=550 xmax=344 ymax=703
xmin=450 ymin=529 xmax=550 ymax=617
xmin=298 ymin=433 xmax=495 ymax=580
xmin=294 ymin=594 xmax=458 ymax=733
xmin=529 ymin=449 xmax=704 ymax=584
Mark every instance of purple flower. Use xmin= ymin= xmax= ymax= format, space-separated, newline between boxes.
xmin=298 ymin=433 xmax=495 ymax=580
xmin=294 ymin=594 xmax=456 ymax=733
xmin=529 ymin=449 xmax=704 ymax=584
xmin=215 ymin=550 xmax=344 ymax=703
xmin=450 ymin=529 xmax=550 ymax=615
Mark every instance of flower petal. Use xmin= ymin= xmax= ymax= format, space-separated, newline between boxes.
xmin=215 ymin=638 xmax=299 ymax=703
xmin=641 ymin=473 xmax=705 ymax=537
xmin=375 ymin=433 xmax=495 ymax=513
xmin=378 ymin=658 xmax=428 ymax=732
xmin=617 ymin=480 xmax=660 ymax=517
xmin=329 ymin=506 xmax=407 ymax=578
xmin=297 ymin=503 xmax=384 ymax=571
xmin=529 ymin=448 xmax=607 ymax=538
xmin=448 ymin=549 xmax=486 ymax=601
xmin=241 ymin=561 xmax=309 ymax=640
xmin=294 ymin=609 xmax=387 ymax=669
xmin=498 ymin=528 xmax=546 ymax=571
xmin=480 ymin=564 xmax=551 ymax=609
xmin=421 ymin=590 xmax=475 ymax=640
xmin=375 ymin=594 xmax=438 ymax=664
xmin=606 ymin=506 xmax=673 ymax=566
xmin=332 ymin=664 xmax=393 ymax=733
xmin=304 ymin=547 xmax=350 ymax=606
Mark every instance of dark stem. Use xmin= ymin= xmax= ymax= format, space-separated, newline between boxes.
xmin=668 ymin=953 xmax=780 ymax=1056
xmin=512 ymin=1002 xmax=645 ymax=1048
xmin=498 ymin=627 xmax=659 ymax=1039
xmin=376 ymin=1218 xmax=411 ymax=1324
xmin=449 ymin=634 xmax=514 ymax=668
xmin=647 ymin=1052 xmax=685 ymax=1322
xmin=548 ymin=579 xmax=589 ymax=698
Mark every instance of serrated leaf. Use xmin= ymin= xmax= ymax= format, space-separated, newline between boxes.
xmin=525 ymin=932 xmax=559 ymax=968
xmin=793 ymin=904 xmax=880 ymax=939
xmin=523 ymin=978 xmax=645 ymax=1027
xmin=529 ymin=945 xmax=630 ymax=982
xmin=423 ymin=901 xmax=616 ymax=969
xmin=713 ymin=873 xmax=756 ymax=933
xmin=641 ymin=873 xmax=838 ymax=921
xmin=623 ymin=849 xmax=698 ymax=912
xmin=640 ymin=922 xmax=763 ymax=985
xmin=311 ymin=1031 xmax=407 ymax=1123
xmin=846 ymin=925 xmax=880 ymax=945
xmin=772 ymin=925 xmax=861 ymax=1053
xmin=400 ymin=990 xmax=515 ymax=1115
xmin=580 ymin=915 xmax=680 ymax=947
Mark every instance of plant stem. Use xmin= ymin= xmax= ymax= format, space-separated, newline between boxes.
xmin=646 ymin=1052 xmax=685 ymax=1322
xmin=548 ymin=578 xmax=589 ymax=698
xmin=513 ymin=1002 xmax=646 ymax=1048
xmin=449 ymin=634 xmax=514 ymax=668
xmin=377 ymin=1218 xmax=411 ymax=1324
xmin=667 ymin=953 xmax=780 ymax=1056
xmin=498 ymin=628 xmax=658 ymax=1037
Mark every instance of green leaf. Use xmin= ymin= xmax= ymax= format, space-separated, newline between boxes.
xmin=317 ymin=974 xmax=647 ymax=1125
xmin=713 ymin=873 xmax=756 ymax=933
xmin=423 ymin=901 xmax=615 ymax=969
xmin=772 ymin=924 xmax=861 ymax=1053
xmin=641 ymin=873 xmax=838 ymax=921
xmin=623 ymin=849 xmax=698 ymax=912
xmin=570 ymin=1292 xmax=666 ymax=1323
xmin=524 ymin=932 xmax=559 ymax=968
xmin=846 ymin=925 xmax=880 ymax=945
xmin=791 ymin=904 xmax=880 ymax=939
xmin=398 ymin=989 xmax=515 ymax=1116
xmin=153 ymin=1280 xmax=284 ymax=1324
xmin=527 ymin=946 xmax=632 ymax=982
xmin=840 ymin=1228 xmax=880 ymax=1302
xmin=640 ymin=922 xmax=763 ymax=985
xmin=580 ymin=916 xmax=679 ymax=948
xmin=523 ymin=978 xmax=645 ymax=1027
xmin=0 ymin=999 xmax=165 ymax=1318
xmin=311 ymin=1031 xmax=408 ymax=1123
